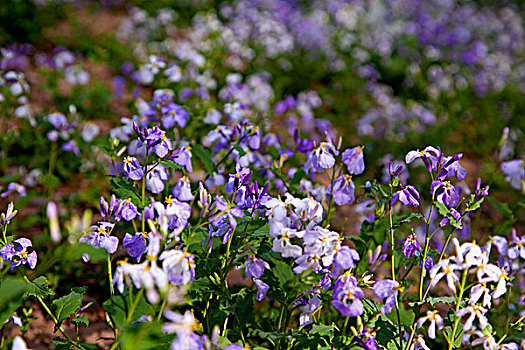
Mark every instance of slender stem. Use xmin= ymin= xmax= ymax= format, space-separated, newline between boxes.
xmin=126 ymin=288 xmax=144 ymax=324
xmin=23 ymin=276 xmax=86 ymax=350
xmin=157 ymin=299 xmax=167 ymax=321
xmin=388 ymin=189 xmax=403 ymax=350
xmin=107 ymin=254 xmax=114 ymax=297
xmin=448 ymin=269 xmax=468 ymax=350
xmin=419 ymin=204 xmax=434 ymax=300
xmin=325 ymin=164 xmax=338 ymax=226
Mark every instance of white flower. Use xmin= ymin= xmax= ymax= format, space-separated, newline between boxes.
xmin=429 ymin=258 xmax=460 ymax=291
xmin=417 ymin=310 xmax=444 ymax=339
xmin=469 ymin=283 xmax=492 ymax=308
xmin=456 ymin=304 xmax=488 ymax=331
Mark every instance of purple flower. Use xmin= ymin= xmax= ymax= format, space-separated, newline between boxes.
xmin=373 ymin=279 xmax=402 ymax=314
xmin=501 ymin=160 xmax=524 ymax=191
xmin=354 ymin=328 xmax=379 ymax=350
xmin=172 ymin=176 xmax=195 ymax=202
xmin=332 ymin=246 xmax=360 ymax=275
xmin=122 ymin=156 xmax=144 ymax=181
xmin=431 ymin=180 xmax=459 ymax=207
xmin=253 ymin=278 xmax=269 ymax=301
xmin=1 ymin=202 xmax=17 ymax=225
xmin=438 ymin=154 xmax=466 ymax=180
xmin=146 ymin=164 xmax=169 ymax=194
xmin=120 ymin=199 xmax=139 ymax=221
xmin=123 ymin=232 xmax=148 ymax=261
xmin=63 ymin=140 xmax=80 ymax=156
xmin=100 ymin=195 xmax=123 ymax=221
xmin=225 ymin=164 xmax=252 ymax=193
xmin=1 ymin=183 xmax=26 ymax=198
xmin=439 ymin=207 xmax=462 ymax=228
xmin=329 ymin=175 xmax=355 ymax=205
xmin=342 ymin=146 xmax=365 ymax=175
xmin=304 ymin=141 xmax=338 ymax=174
xmin=245 ymin=255 xmax=270 ymax=279
xmin=0 ymin=238 xmax=37 ymax=270
xmin=391 ymin=185 xmax=420 ymax=207
xmin=171 ymin=144 xmax=193 ymax=173
xmin=79 ymin=222 xmax=119 ymax=254
xmin=419 ymin=257 xmax=434 ymax=272
xmin=403 ymin=232 xmax=421 ymax=257
xmin=299 ymin=294 xmax=321 ymax=326
xmin=405 ymin=146 xmax=441 ymax=173
xmin=331 ymin=274 xmax=364 ymax=317
xmin=212 ymin=196 xmax=243 ymax=231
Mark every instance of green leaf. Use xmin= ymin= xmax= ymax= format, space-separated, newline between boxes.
xmin=97 ymin=144 xmax=115 ymax=159
xmin=103 ymin=289 xmax=154 ymax=329
xmin=159 ymin=159 xmax=185 ymax=173
xmin=409 ymin=296 xmax=456 ymax=308
xmin=40 ymin=173 xmax=60 ymax=190
xmin=109 ymin=176 xmax=144 ymax=208
xmin=25 ymin=276 xmax=54 ymax=299
xmin=272 ymin=260 xmax=294 ymax=287
xmin=71 ymin=314 xmax=89 ymax=327
xmin=233 ymin=144 xmax=246 ymax=157
xmin=119 ymin=321 xmax=174 ymax=350
xmin=0 ymin=277 xmax=27 ymax=323
xmin=51 ymin=287 xmax=86 ymax=329
xmin=434 ymin=202 xmax=462 ymax=229
xmin=192 ymin=143 xmax=214 ymax=174
xmin=465 ymin=194 xmax=484 ymax=212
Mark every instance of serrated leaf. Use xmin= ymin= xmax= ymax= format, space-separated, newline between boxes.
xmin=51 ymin=287 xmax=86 ymax=329
xmin=109 ymin=176 xmax=144 ymax=208
xmin=159 ymin=159 xmax=185 ymax=173
xmin=25 ymin=276 xmax=54 ymax=298
xmin=409 ymin=296 xmax=456 ymax=308
xmin=434 ymin=202 xmax=462 ymax=229
xmin=71 ymin=314 xmax=89 ymax=327
xmin=465 ymin=194 xmax=484 ymax=212
xmin=192 ymin=143 xmax=214 ymax=174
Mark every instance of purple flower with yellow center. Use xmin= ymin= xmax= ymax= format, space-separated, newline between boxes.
xmin=431 ymin=180 xmax=459 ymax=207
xmin=354 ymin=328 xmax=379 ymax=350
xmin=120 ymin=198 xmax=139 ymax=221
xmin=123 ymin=232 xmax=148 ymax=261
xmin=304 ymin=141 xmax=339 ymax=174
xmin=225 ymin=164 xmax=252 ymax=193
xmin=403 ymin=232 xmax=421 ymax=257
xmin=79 ymin=222 xmax=119 ymax=254
xmin=0 ymin=238 xmax=37 ymax=270
xmin=160 ymin=103 xmax=189 ymax=129
xmin=439 ymin=207 xmax=462 ymax=228
xmin=373 ymin=279 xmax=403 ymax=314
xmin=172 ymin=176 xmax=195 ymax=202
xmin=211 ymin=195 xmax=243 ymax=231
xmin=171 ymin=143 xmax=193 ymax=173
xmin=331 ymin=274 xmax=364 ymax=317
xmin=122 ymin=156 xmax=144 ymax=180
xmin=405 ymin=146 xmax=441 ymax=172
xmin=245 ymin=255 xmax=270 ymax=279
xmin=1 ymin=182 xmax=26 ymax=198
xmin=342 ymin=146 xmax=365 ymax=175
xmin=391 ymin=185 xmax=420 ymax=207
xmin=329 ymin=174 xmax=355 ymax=205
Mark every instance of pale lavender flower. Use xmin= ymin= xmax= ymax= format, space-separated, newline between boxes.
xmin=342 ymin=146 xmax=365 ymax=175
xmin=417 ymin=310 xmax=444 ymax=339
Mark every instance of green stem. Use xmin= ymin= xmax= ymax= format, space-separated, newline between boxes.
xmin=157 ymin=299 xmax=167 ymax=321
xmin=419 ymin=204 xmax=434 ymax=300
xmin=448 ymin=269 xmax=468 ymax=350
xmin=126 ymin=288 xmax=144 ymax=324
xmin=388 ymin=193 xmax=403 ymax=350
xmin=325 ymin=164 xmax=338 ymax=226
xmin=107 ymin=254 xmax=114 ymax=297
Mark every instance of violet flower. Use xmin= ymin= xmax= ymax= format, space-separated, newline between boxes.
xmin=245 ymin=255 xmax=270 ymax=279
xmin=123 ymin=232 xmax=148 ymax=261
xmin=391 ymin=185 xmax=420 ymax=207
xmin=342 ymin=146 xmax=365 ymax=175
xmin=329 ymin=175 xmax=355 ymax=206
xmin=373 ymin=279 xmax=402 ymax=314
xmin=0 ymin=238 xmax=37 ymax=270
xmin=431 ymin=180 xmax=459 ymax=207
xmin=403 ymin=232 xmax=421 ymax=257
xmin=122 ymin=156 xmax=144 ymax=180
xmin=331 ymin=274 xmax=364 ymax=317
